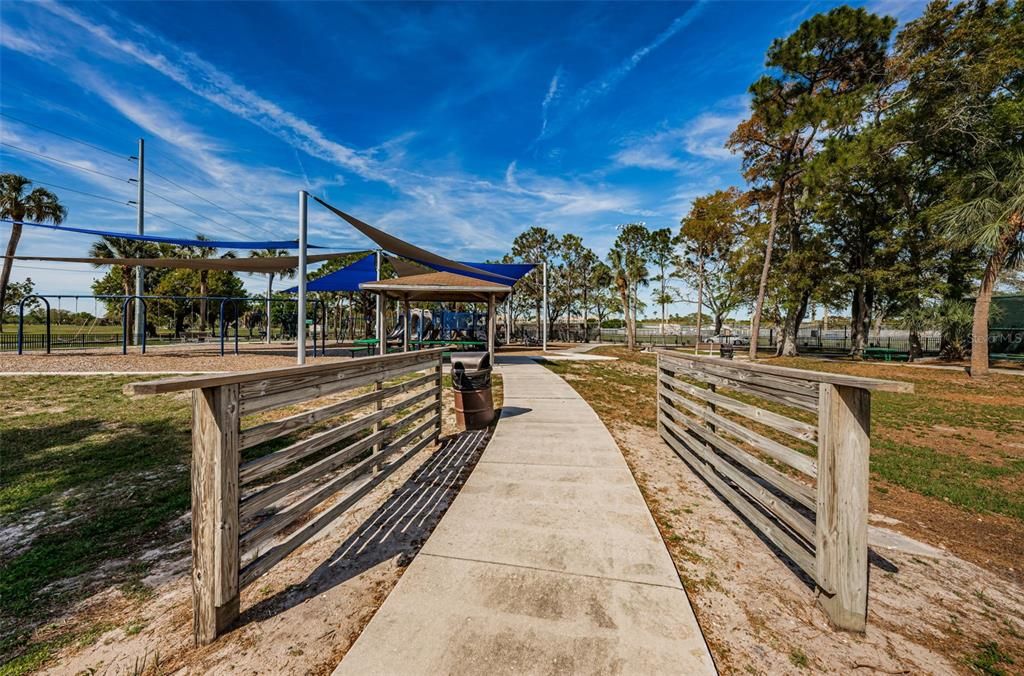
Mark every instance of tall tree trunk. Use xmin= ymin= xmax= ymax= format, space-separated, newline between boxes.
xmin=199 ymin=272 xmax=209 ymax=333
xmin=616 ymin=279 xmax=632 ymax=350
xmin=714 ymin=313 xmax=724 ymax=335
xmin=583 ymin=285 xmax=590 ymax=343
xmin=0 ymin=222 xmax=24 ymax=332
xmin=695 ymin=256 xmax=704 ymax=354
xmin=122 ymin=270 xmax=134 ymax=346
xmin=748 ymin=183 xmax=785 ymax=359
xmin=850 ymin=283 xmax=868 ymax=357
xmin=778 ymin=292 xmax=810 ymax=357
xmin=660 ymin=266 xmax=667 ymax=338
xmin=970 ymin=225 xmax=1018 ymax=377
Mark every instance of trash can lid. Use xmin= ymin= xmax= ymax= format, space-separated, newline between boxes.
xmin=451 ymin=351 xmax=490 ymax=372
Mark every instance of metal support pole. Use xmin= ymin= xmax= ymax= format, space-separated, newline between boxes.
xmin=134 ymin=138 xmax=145 ymax=346
xmin=265 ymin=275 xmax=273 ymax=344
xmin=375 ymin=250 xmax=385 ymax=355
xmin=402 ymin=296 xmax=411 ymax=352
xmin=296 ymin=190 xmax=308 ymax=365
xmin=542 ymin=262 xmax=548 ymax=351
xmin=505 ymin=292 xmax=511 ymax=345
xmin=487 ymin=293 xmax=496 ymax=358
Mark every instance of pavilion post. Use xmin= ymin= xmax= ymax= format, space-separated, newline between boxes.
xmin=375 ymin=250 xmax=385 ymax=355
xmin=402 ymin=296 xmax=411 ymax=352
xmin=505 ymin=292 xmax=512 ymax=344
xmin=487 ymin=293 xmax=496 ymax=358
xmin=296 ymin=190 xmax=308 ymax=365
xmin=542 ymin=262 xmax=548 ymax=351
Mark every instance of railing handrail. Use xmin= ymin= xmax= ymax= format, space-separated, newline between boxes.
xmin=657 ymin=349 xmax=914 ymax=393
xmin=128 ymin=346 xmax=447 ymax=395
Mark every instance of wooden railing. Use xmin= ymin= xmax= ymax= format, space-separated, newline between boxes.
xmin=128 ymin=348 xmax=445 ymax=645
xmin=655 ymin=350 xmax=912 ymax=631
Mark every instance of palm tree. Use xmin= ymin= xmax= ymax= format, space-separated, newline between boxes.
xmin=0 ymin=174 xmax=67 ymax=331
xmin=607 ymin=249 xmax=633 ymax=349
xmin=250 ymin=248 xmax=295 ymax=342
xmin=170 ymin=235 xmax=236 ymax=333
xmin=940 ymin=151 xmax=1024 ymax=377
xmin=89 ymin=236 xmax=158 ymax=345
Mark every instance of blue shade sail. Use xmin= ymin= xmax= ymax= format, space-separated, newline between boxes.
xmin=284 ymin=253 xmax=377 ymax=292
xmin=6 ymin=219 xmax=324 ymax=249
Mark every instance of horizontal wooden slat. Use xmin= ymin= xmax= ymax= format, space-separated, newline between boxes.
xmin=240 ymin=425 xmax=438 ymax=588
xmin=659 ymin=411 xmax=815 ymax=544
xmin=661 ymin=352 xmax=820 ymax=399
xmin=127 ymin=347 xmax=446 ymax=395
xmin=659 ymin=358 xmax=819 ymax=411
xmin=240 ymin=359 xmax=435 ymax=414
xmin=239 ymin=351 xmax=431 ymax=400
xmin=659 ymin=400 xmax=816 ymax=511
xmin=239 ymin=415 xmax=439 ymax=568
xmin=659 ymin=380 xmax=817 ymax=478
xmin=240 ymin=371 xmax=439 ymax=449
xmin=658 ymin=372 xmax=817 ymax=444
xmin=239 ymin=398 xmax=437 ymax=518
xmin=657 ymin=350 xmax=913 ymax=393
xmin=660 ymin=419 xmax=824 ymax=589
xmin=240 ymin=389 xmax=439 ymax=484
xmin=661 ymin=356 xmax=819 ymax=412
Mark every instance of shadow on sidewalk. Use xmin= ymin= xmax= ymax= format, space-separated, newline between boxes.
xmin=237 ymin=427 xmax=491 ymax=627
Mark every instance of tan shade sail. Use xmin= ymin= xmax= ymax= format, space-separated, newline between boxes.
xmin=312 ymin=197 xmax=515 ymax=282
xmin=7 ymin=252 xmax=361 ymax=273
xmin=384 ymin=254 xmax=433 ymax=278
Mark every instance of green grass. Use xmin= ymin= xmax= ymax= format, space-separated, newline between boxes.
xmin=545 ymin=347 xmax=1024 ymax=522
xmin=968 ymin=641 xmax=1016 ymax=675
xmin=0 ymin=369 xmax=482 ymax=671
xmin=0 ymin=376 xmax=191 ymax=667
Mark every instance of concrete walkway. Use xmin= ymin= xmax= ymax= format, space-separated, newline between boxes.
xmin=336 ymin=357 xmax=715 ymax=675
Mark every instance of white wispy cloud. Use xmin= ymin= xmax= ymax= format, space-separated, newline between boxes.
xmin=4 ymin=0 xmax=670 ymax=292
xmin=539 ymin=67 xmax=563 ymax=136
xmin=538 ymin=2 xmax=707 ymax=141
xmin=613 ymin=95 xmax=748 ymax=172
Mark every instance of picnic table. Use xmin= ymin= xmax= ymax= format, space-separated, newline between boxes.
xmin=863 ymin=347 xmax=909 ymax=362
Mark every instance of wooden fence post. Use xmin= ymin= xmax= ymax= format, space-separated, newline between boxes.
xmin=192 ymin=383 xmax=240 ymax=645
xmin=815 ymin=383 xmax=870 ymax=632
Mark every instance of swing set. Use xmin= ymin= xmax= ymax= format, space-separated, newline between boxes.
xmin=11 ymin=293 xmax=327 ymax=356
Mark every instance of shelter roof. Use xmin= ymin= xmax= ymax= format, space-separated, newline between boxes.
xmin=360 ymin=271 xmax=510 ymax=302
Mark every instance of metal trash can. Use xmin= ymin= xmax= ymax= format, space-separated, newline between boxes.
xmin=719 ymin=343 xmax=735 ymax=360
xmin=451 ymin=351 xmax=494 ymax=430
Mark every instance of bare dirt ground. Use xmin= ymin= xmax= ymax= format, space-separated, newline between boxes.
xmin=0 ymin=343 xmax=357 ymax=373
xmin=31 ymin=388 xmax=498 ymax=676
xmin=612 ymin=421 xmax=1024 ymax=675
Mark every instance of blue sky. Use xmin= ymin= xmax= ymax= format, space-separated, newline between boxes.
xmin=0 ymin=0 xmax=924 ymax=314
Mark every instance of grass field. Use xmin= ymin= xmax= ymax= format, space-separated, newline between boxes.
xmin=543 ymin=347 xmax=1024 ymax=583
xmin=0 ymin=370 xmax=485 ymax=674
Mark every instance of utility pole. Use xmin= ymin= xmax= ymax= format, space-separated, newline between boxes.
xmin=296 ymin=190 xmax=308 ymax=365
xmin=134 ymin=138 xmax=145 ymax=346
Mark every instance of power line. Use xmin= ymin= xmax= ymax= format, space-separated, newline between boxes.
xmin=144 ymin=186 xmax=254 ymax=240
xmin=0 ymin=112 xmax=135 ymax=161
xmin=0 ymin=142 xmax=135 ymax=183
xmin=149 ymin=153 xmax=282 ymax=222
xmin=24 ymin=178 xmax=136 ymax=207
xmin=12 ymin=263 xmax=103 ymax=274
xmin=146 ymin=167 xmax=279 ymax=238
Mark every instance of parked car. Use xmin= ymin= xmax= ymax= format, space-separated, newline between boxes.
xmin=708 ymin=334 xmax=749 ymax=345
